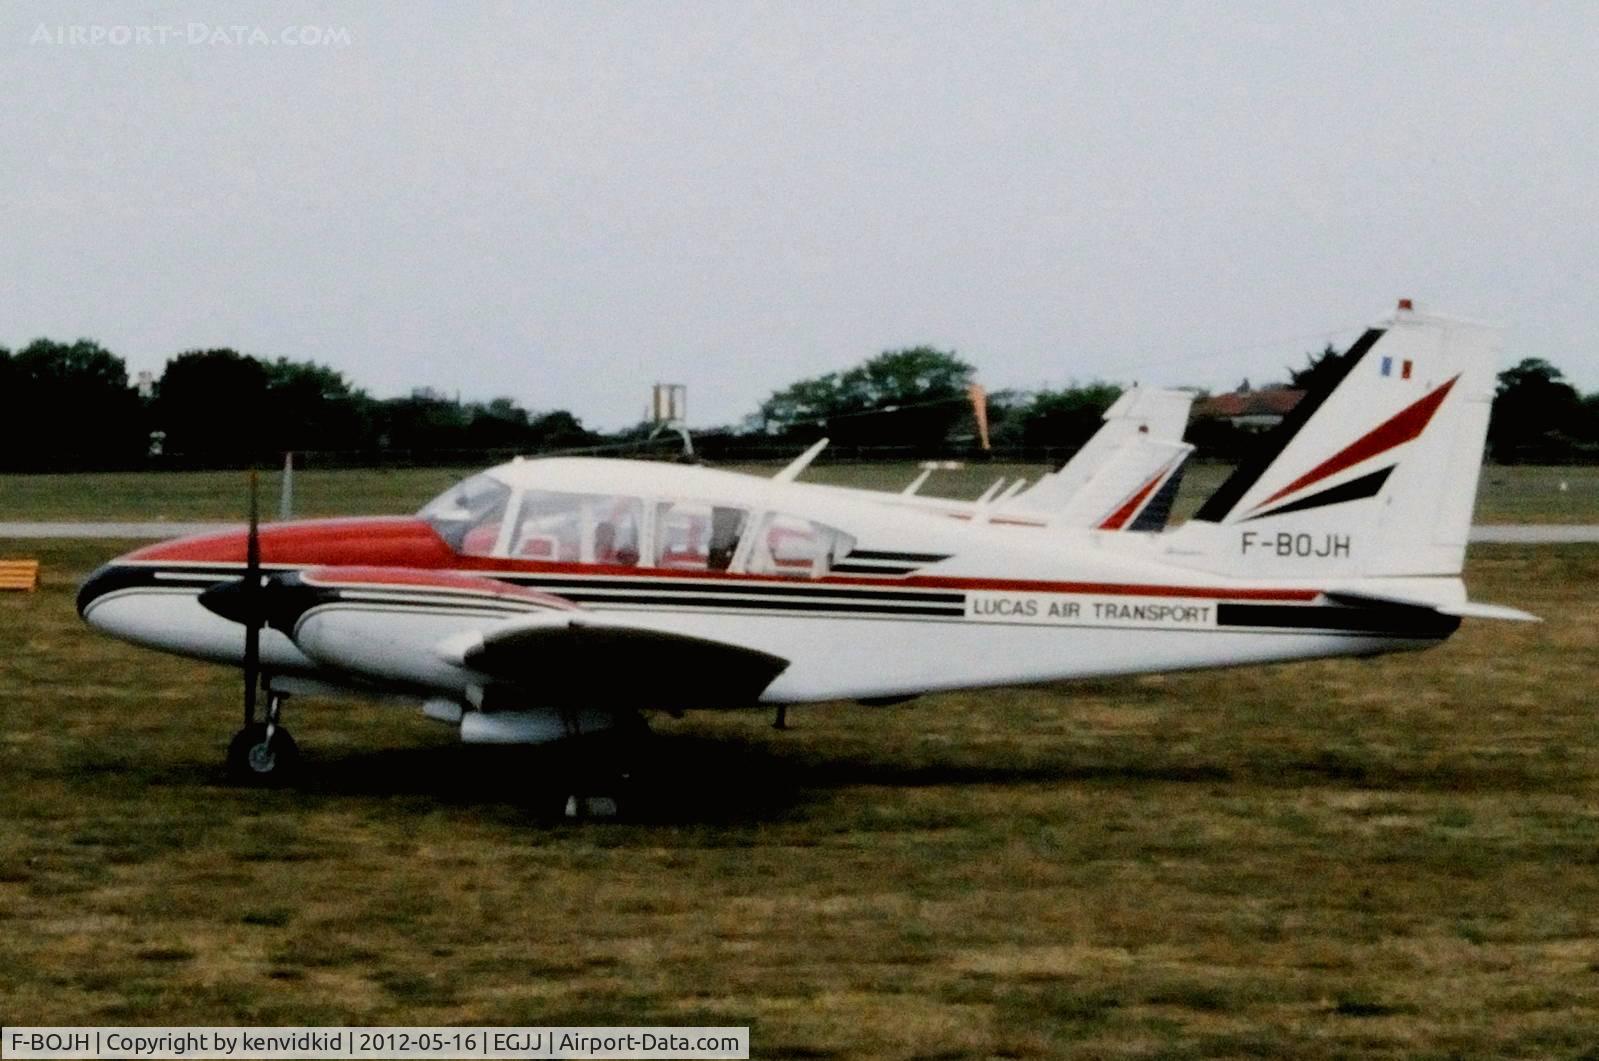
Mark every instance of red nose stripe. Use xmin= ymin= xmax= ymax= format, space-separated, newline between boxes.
xmin=1251 ymin=374 xmax=1459 ymax=511
xmin=125 ymin=517 xmax=456 ymax=567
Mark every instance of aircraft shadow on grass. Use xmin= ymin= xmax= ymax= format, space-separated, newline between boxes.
xmin=138 ymin=729 xmax=1538 ymax=825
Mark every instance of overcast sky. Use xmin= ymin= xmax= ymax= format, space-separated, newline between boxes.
xmin=4 ymin=2 xmax=1597 ymax=428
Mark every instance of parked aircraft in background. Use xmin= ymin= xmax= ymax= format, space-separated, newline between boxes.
xmin=806 ymin=386 xmax=1194 ymax=531
xmin=78 ymin=304 xmax=1534 ymax=813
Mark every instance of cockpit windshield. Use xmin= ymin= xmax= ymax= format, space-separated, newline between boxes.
xmin=417 ymin=473 xmax=512 ymax=554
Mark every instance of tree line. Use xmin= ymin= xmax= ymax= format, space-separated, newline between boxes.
xmin=0 ymin=340 xmax=592 ymax=471
xmin=2 ymin=337 xmax=1596 ymax=472
xmin=746 ymin=342 xmax=1599 ymax=465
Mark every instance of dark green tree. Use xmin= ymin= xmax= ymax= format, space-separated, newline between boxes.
xmin=526 ymin=409 xmax=592 ymax=450
xmin=10 ymin=339 xmax=144 ymax=469
xmin=461 ymin=397 xmax=533 ymax=450
xmin=757 ymin=347 xmax=976 ymax=449
xmin=0 ymin=346 xmax=13 ymax=467
xmin=262 ymin=358 xmax=372 ymax=454
xmin=1489 ymin=358 xmax=1584 ymax=463
xmin=1287 ymin=344 xmax=1344 ymax=392
xmin=374 ymin=389 xmax=473 ymax=453
xmin=1015 ymin=382 xmax=1124 ymax=449
xmin=756 ymin=373 xmax=846 ymax=433
xmin=1578 ymin=393 xmax=1599 ymax=447
xmin=155 ymin=349 xmax=270 ymax=462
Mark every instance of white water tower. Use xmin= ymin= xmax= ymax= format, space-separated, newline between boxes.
xmin=650 ymin=383 xmax=687 ymax=426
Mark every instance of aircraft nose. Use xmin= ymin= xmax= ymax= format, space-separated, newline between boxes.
xmin=77 ymin=562 xmax=135 ymax=620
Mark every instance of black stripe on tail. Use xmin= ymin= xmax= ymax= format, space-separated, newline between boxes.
xmin=1193 ymin=328 xmax=1385 ymax=523
xmin=1128 ymin=460 xmax=1187 ymax=532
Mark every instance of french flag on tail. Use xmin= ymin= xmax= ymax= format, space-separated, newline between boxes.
xmin=1380 ymin=356 xmax=1414 ymax=380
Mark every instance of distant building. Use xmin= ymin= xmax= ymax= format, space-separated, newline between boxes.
xmin=1193 ymin=387 xmax=1304 ymax=432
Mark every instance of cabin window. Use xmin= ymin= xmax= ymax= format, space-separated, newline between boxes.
xmin=654 ymin=501 xmax=747 ymax=571
xmin=748 ymin=513 xmax=854 ymax=578
xmin=510 ymin=491 xmax=643 ymax=565
xmin=418 ymin=474 xmax=512 ymax=555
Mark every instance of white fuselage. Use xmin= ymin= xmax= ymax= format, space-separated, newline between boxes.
xmin=79 ymin=458 xmax=1460 ymax=709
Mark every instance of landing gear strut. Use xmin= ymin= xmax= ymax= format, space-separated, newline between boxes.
xmin=227 ymin=690 xmax=299 ymax=785
xmin=559 ymin=711 xmax=652 ymax=820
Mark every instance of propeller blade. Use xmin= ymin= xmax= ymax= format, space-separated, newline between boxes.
xmin=242 ymin=469 xmax=261 ymax=727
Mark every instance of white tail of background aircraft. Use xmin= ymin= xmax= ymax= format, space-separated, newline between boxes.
xmin=794 ymin=385 xmax=1196 ymax=532
xmin=1001 ymin=387 xmax=1194 ymax=530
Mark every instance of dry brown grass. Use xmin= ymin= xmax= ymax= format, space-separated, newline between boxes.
xmin=1 ymin=540 xmax=1596 ymax=1057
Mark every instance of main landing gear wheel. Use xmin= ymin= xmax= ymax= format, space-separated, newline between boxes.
xmin=226 ymin=722 xmax=300 ymax=785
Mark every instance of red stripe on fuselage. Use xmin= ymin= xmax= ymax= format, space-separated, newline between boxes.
xmin=121 ymin=558 xmax=1319 ymax=603
xmin=446 ymin=557 xmax=1318 ymax=600
xmin=117 ymin=516 xmax=1318 ymax=602
xmin=125 ymin=517 xmax=458 ymax=567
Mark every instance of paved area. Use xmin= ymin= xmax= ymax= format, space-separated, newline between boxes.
xmin=0 ymin=521 xmax=234 ymax=539
xmin=1468 ymin=525 xmax=1599 ymax=544
xmin=2 ymin=521 xmax=1597 ymax=543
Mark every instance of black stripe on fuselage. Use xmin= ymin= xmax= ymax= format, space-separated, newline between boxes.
xmin=1216 ymin=602 xmax=1459 ymax=638
xmin=100 ymin=563 xmax=967 ymax=603
xmin=552 ymin=593 xmax=963 ymax=617
xmin=82 ymin=563 xmax=969 ymax=620
xmin=491 ymin=574 xmax=966 ymax=604
xmin=829 ymin=563 xmax=917 ymax=576
xmin=88 ymin=563 xmax=1460 ymax=637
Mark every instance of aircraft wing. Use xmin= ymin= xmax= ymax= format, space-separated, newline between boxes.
xmin=437 ymin=613 xmax=791 ymax=709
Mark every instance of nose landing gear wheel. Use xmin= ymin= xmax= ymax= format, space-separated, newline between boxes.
xmin=226 ymin=722 xmax=300 ymax=785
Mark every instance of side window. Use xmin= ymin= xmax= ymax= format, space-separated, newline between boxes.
xmin=654 ymin=502 xmax=747 ymax=571
xmin=510 ymin=491 xmax=642 ymax=565
xmin=748 ymin=513 xmax=854 ymax=578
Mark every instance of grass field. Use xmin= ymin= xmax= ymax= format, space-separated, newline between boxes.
xmin=1 ymin=462 xmax=1598 ymax=524
xmin=2 ymin=539 xmax=1596 ymax=1056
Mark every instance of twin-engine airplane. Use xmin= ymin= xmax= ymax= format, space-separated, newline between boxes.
xmin=79 ymin=305 xmax=1534 ymax=806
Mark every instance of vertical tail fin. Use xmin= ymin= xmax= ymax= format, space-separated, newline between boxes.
xmin=1165 ymin=305 xmax=1501 ymax=578
xmin=1005 ymin=387 xmax=1195 ymax=531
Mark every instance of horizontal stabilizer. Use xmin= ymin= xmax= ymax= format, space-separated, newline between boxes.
xmin=1325 ymin=590 xmax=1540 ymax=623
